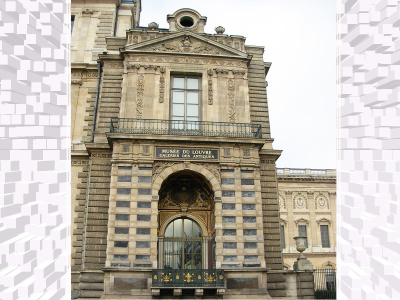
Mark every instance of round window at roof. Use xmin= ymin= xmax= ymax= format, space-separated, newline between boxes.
xmin=179 ymin=16 xmax=194 ymax=27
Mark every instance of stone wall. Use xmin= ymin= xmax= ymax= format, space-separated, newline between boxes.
xmin=245 ymin=46 xmax=271 ymax=139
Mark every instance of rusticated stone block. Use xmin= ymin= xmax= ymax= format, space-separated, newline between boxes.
xmin=81 ymin=273 xmax=104 ymax=282
xmin=85 ymin=244 xmax=107 ymax=251
xmin=88 ymin=200 xmax=109 ymax=207
xmin=79 ymin=290 xmax=103 ymax=298
xmin=85 ymin=257 xmax=105 ymax=264
xmin=300 ymin=281 xmax=314 ymax=289
xmin=87 ymin=219 xmax=108 ymax=226
xmin=268 ymin=290 xmax=287 ymax=297
xmin=85 ymin=263 xmax=106 ymax=270
xmin=89 ymin=195 xmax=109 ymax=201
xmin=298 ymin=272 xmax=314 ymax=281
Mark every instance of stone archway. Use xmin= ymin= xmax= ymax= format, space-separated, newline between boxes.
xmin=152 ymin=162 xmax=221 ymax=197
xmin=153 ymin=163 xmax=220 ymax=270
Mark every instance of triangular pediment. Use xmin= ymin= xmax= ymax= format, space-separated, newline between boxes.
xmin=123 ymin=31 xmax=248 ymax=58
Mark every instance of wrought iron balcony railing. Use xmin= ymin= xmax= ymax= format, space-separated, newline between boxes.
xmin=152 ymin=269 xmax=225 ymax=288
xmin=110 ymin=118 xmax=262 ymax=139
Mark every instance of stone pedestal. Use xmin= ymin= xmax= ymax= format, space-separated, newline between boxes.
xmin=195 ymin=289 xmax=203 ymax=299
xmin=293 ymin=257 xmax=313 ymax=271
xmin=173 ymin=288 xmax=182 ymax=298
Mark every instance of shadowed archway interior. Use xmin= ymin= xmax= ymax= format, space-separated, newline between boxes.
xmin=158 ymin=170 xmax=216 ymax=269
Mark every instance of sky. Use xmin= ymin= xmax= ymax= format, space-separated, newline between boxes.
xmin=139 ymin=0 xmax=336 ymax=169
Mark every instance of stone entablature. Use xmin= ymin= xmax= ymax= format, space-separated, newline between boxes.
xmin=277 ymin=168 xmax=336 ymax=177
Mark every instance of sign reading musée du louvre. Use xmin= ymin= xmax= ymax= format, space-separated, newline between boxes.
xmin=155 ymin=148 xmax=219 ymax=160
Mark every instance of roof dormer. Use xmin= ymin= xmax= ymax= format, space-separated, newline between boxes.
xmin=167 ymin=8 xmax=207 ymax=33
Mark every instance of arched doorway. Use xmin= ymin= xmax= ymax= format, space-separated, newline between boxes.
xmin=157 ymin=170 xmax=215 ymax=270
xmin=163 ymin=218 xmax=202 ymax=269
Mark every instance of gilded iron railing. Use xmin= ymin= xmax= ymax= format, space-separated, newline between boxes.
xmin=110 ymin=118 xmax=262 ymax=139
xmin=152 ymin=269 xmax=225 ymax=288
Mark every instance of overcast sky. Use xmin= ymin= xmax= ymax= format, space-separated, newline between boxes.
xmin=139 ymin=0 xmax=336 ymax=169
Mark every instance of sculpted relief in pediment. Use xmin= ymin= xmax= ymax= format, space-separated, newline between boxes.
xmin=139 ymin=36 xmax=230 ymax=55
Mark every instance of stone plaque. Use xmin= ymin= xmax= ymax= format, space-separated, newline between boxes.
xmin=227 ymin=277 xmax=259 ymax=289
xmin=155 ymin=147 xmax=218 ymax=160
xmin=114 ymin=277 xmax=147 ymax=290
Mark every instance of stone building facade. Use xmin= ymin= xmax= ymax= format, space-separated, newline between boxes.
xmin=277 ymin=169 xmax=336 ymax=270
xmin=71 ymin=0 xmax=331 ymax=299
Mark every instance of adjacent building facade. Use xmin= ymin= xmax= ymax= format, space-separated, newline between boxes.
xmin=277 ymin=168 xmax=336 ymax=271
xmin=71 ymin=0 xmax=335 ymax=298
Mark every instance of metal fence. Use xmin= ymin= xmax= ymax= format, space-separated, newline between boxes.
xmin=313 ymin=268 xmax=336 ymax=299
xmin=152 ymin=269 xmax=225 ymax=288
xmin=110 ymin=118 xmax=263 ymax=139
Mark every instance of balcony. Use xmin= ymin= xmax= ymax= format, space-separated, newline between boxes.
xmin=110 ymin=118 xmax=262 ymax=139
xmin=152 ymin=269 xmax=225 ymax=288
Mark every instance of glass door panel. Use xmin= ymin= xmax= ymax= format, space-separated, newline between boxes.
xmin=163 ymin=218 xmax=203 ymax=270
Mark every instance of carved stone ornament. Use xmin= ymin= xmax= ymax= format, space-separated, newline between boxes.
xmin=128 ymin=64 xmax=159 ymax=71
xmin=104 ymin=62 xmax=123 ymax=69
xmin=207 ymin=69 xmax=213 ymax=105
xmin=71 ymin=79 xmax=82 ymax=85
xmin=214 ymin=68 xmax=246 ymax=77
xmin=153 ymin=162 xmax=178 ymax=183
xmin=279 ymin=194 xmax=286 ymax=209
xmin=72 ymin=71 xmax=98 ymax=78
xmin=215 ymin=26 xmax=225 ymax=34
xmin=148 ymin=22 xmax=159 ymax=30
xmin=315 ymin=194 xmax=329 ymax=209
xmin=136 ymin=75 xmax=144 ymax=119
xmin=142 ymin=35 xmax=229 ymax=55
xmin=72 ymin=160 xmax=88 ymax=165
xmin=196 ymin=163 xmax=220 ymax=183
xmin=228 ymin=79 xmax=236 ymax=122
xmin=293 ymin=193 xmax=308 ymax=209
xmin=215 ymin=68 xmax=229 ymax=75
xmin=159 ymin=66 xmax=166 ymax=103
xmin=128 ymin=55 xmax=247 ymax=67
xmin=316 ymin=218 xmax=332 ymax=225
xmin=82 ymin=9 xmax=93 ymax=15
xmin=294 ymin=218 xmax=310 ymax=226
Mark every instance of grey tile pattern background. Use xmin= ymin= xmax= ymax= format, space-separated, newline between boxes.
xmin=339 ymin=1 xmax=400 ymax=299
xmin=0 ymin=1 xmax=69 ymax=299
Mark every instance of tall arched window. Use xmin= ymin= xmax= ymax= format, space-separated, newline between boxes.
xmin=164 ymin=218 xmax=202 ymax=269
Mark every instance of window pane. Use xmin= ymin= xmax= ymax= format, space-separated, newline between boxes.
xmin=193 ymin=241 xmax=202 ymax=253
xmin=174 ymin=220 xmax=182 ymax=237
xmin=171 ymin=117 xmax=184 ymax=129
xmin=186 ymin=117 xmax=199 ymax=122
xmin=298 ymin=226 xmax=307 ymax=236
xmin=193 ymin=223 xmax=201 ymax=237
xmin=173 ymin=77 xmax=184 ymax=89
xmin=184 ymin=219 xmax=192 ymax=237
xmin=187 ymin=104 xmax=199 ymax=117
xmin=184 ymin=253 xmax=193 ymax=269
xmin=184 ymin=241 xmax=192 ymax=254
xmin=281 ymin=225 xmax=285 ymax=249
xmin=187 ymin=78 xmax=199 ymax=89
xmin=173 ymin=91 xmax=184 ymax=103
xmin=165 ymin=223 xmax=173 ymax=237
xmin=186 ymin=118 xmax=199 ymax=130
xmin=321 ymin=225 xmax=330 ymax=248
xmin=194 ymin=254 xmax=202 ymax=269
xmin=187 ymin=92 xmax=199 ymax=104
xmin=173 ymin=104 xmax=184 ymax=117
xmin=298 ymin=225 xmax=308 ymax=248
